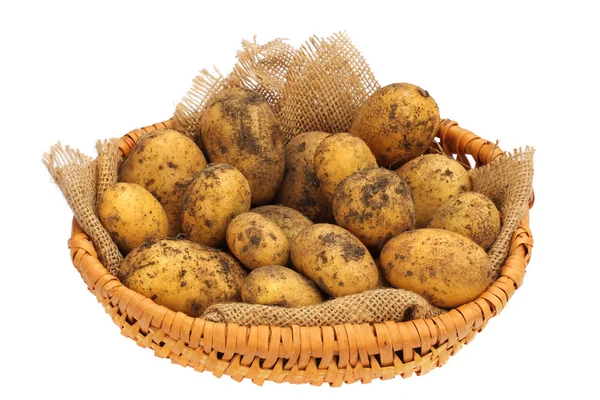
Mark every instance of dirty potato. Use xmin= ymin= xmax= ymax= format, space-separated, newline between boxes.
xmin=291 ymin=224 xmax=379 ymax=297
xmin=428 ymin=191 xmax=501 ymax=249
xmin=276 ymin=131 xmax=333 ymax=222
xmin=251 ymin=205 xmax=313 ymax=245
xmin=226 ymin=212 xmax=290 ymax=270
xmin=333 ymin=168 xmax=415 ymax=250
xmin=97 ymin=182 xmax=168 ymax=254
xmin=396 ymin=154 xmax=471 ymax=228
xmin=121 ymin=239 xmax=247 ymax=317
xmin=181 ymin=164 xmax=251 ymax=248
xmin=199 ymin=88 xmax=285 ymax=205
xmin=118 ymin=129 xmax=207 ymax=235
xmin=314 ymin=133 xmax=378 ymax=203
xmin=242 ymin=265 xmax=324 ymax=307
xmin=380 ymin=229 xmax=494 ymax=309
xmin=350 ymin=83 xmax=440 ymax=167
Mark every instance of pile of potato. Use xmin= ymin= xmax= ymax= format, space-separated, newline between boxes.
xmin=97 ymin=83 xmax=502 ymax=317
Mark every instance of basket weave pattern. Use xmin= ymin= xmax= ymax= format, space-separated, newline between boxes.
xmin=67 ymin=118 xmax=533 ymax=386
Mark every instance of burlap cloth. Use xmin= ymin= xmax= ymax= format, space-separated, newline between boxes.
xmin=44 ymin=32 xmax=534 ymax=327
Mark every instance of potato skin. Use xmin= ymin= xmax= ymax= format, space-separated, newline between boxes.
xmin=350 ymin=83 xmax=440 ymax=167
xmin=380 ymin=229 xmax=494 ymax=309
xmin=181 ymin=164 xmax=251 ymax=248
xmin=250 ymin=205 xmax=313 ymax=244
xmin=314 ymin=133 xmax=378 ymax=204
xmin=121 ymin=239 xmax=247 ymax=317
xmin=118 ymin=129 xmax=207 ymax=236
xmin=98 ymin=183 xmax=169 ymax=254
xmin=428 ymin=192 xmax=501 ymax=249
xmin=396 ymin=154 xmax=471 ymax=228
xmin=226 ymin=212 xmax=290 ymax=270
xmin=242 ymin=265 xmax=324 ymax=307
xmin=333 ymin=168 xmax=416 ymax=250
xmin=276 ymin=131 xmax=333 ymax=222
xmin=199 ymin=88 xmax=285 ymax=205
xmin=290 ymin=224 xmax=379 ymax=297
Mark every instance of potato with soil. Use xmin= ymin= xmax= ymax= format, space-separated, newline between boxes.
xmin=226 ymin=212 xmax=290 ymax=270
xmin=428 ymin=191 xmax=501 ymax=249
xmin=118 ymin=129 xmax=207 ymax=236
xmin=251 ymin=205 xmax=313 ymax=244
xmin=97 ymin=182 xmax=169 ymax=254
xmin=199 ymin=88 xmax=285 ymax=205
xmin=396 ymin=154 xmax=471 ymax=228
xmin=380 ymin=229 xmax=494 ymax=309
xmin=350 ymin=83 xmax=440 ymax=167
xmin=181 ymin=164 xmax=251 ymax=248
xmin=276 ymin=131 xmax=333 ymax=222
xmin=120 ymin=239 xmax=247 ymax=317
xmin=333 ymin=168 xmax=415 ymax=250
xmin=291 ymin=224 xmax=379 ymax=297
xmin=314 ymin=133 xmax=378 ymax=204
xmin=242 ymin=265 xmax=324 ymax=307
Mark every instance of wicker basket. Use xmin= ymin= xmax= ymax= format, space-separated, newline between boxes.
xmin=67 ymin=118 xmax=533 ymax=386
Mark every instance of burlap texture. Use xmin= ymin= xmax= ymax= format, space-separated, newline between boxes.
xmin=43 ymin=143 xmax=123 ymax=274
xmin=95 ymin=138 xmax=121 ymax=210
xmin=202 ymin=288 xmax=445 ymax=327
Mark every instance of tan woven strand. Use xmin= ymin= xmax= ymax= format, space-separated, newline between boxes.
xmin=95 ymin=138 xmax=121 ymax=210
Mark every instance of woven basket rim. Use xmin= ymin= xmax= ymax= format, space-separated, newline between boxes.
xmin=67 ymin=118 xmax=534 ymax=385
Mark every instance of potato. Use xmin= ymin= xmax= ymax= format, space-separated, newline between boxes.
xmin=396 ymin=154 xmax=471 ymax=228
xmin=333 ymin=168 xmax=415 ymax=250
xmin=242 ymin=265 xmax=324 ymax=307
xmin=380 ymin=229 xmax=494 ymax=308
xmin=226 ymin=212 xmax=290 ymax=270
xmin=121 ymin=239 xmax=247 ymax=317
xmin=118 ymin=129 xmax=207 ymax=236
xmin=374 ymin=258 xmax=391 ymax=288
xmin=276 ymin=131 xmax=333 ymax=222
xmin=251 ymin=205 xmax=313 ymax=244
xmin=428 ymin=192 xmax=501 ymax=249
xmin=97 ymin=183 xmax=168 ymax=254
xmin=199 ymin=88 xmax=285 ymax=205
xmin=181 ymin=163 xmax=251 ymax=248
xmin=350 ymin=83 xmax=440 ymax=167
xmin=314 ymin=133 xmax=378 ymax=203
xmin=290 ymin=224 xmax=379 ymax=297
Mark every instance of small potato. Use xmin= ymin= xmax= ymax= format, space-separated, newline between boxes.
xmin=428 ymin=192 xmax=501 ymax=249
xmin=396 ymin=154 xmax=471 ymax=228
xmin=291 ymin=224 xmax=379 ymax=297
xmin=118 ymin=129 xmax=207 ymax=236
xmin=242 ymin=265 xmax=324 ymax=307
xmin=350 ymin=83 xmax=440 ymax=167
xmin=121 ymin=239 xmax=247 ymax=317
xmin=314 ymin=133 xmax=378 ymax=203
xmin=276 ymin=131 xmax=333 ymax=222
xmin=380 ymin=229 xmax=494 ymax=309
xmin=251 ymin=205 xmax=313 ymax=245
xmin=333 ymin=168 xmax=415 ymax=250
xmin=199 ymin=88 xmax=285 ymax=205
xmin=181 ymin=164 xmax=251 ymax=248
xmin=226 ymin=212 xmax=290 ymax=270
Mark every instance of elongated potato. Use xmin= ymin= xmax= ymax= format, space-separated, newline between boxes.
xmin=350 ymin=83 xmax=440 ymax=167
xmin=242 ymin=265 xmax=324 ymax=307
xmin=121 ymin=239 xmax=247 ymax=317
xmin=251 ymin=205 xmax=313 ymax=245
xmin=181 ymin=164 xmax=251 ymax=248
xmin=97 ymin=182 xmax=168 ymax=254
xmin=118 ymin=129 xmax=207 ymax=236
xmin=396 ymin=154 xmax=471 ymax=227
xmin=291 ymin=224 xmax=379 ymax=297
xmin=276 ymin=131 xmax=333 ymax=222
xmin=380 ymin=229 xmax=494 ymax=308
xmin=199 ymin=88 xmax=285 ymax=205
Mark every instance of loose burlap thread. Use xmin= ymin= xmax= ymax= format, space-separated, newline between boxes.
xmin=45 ymin=32 xmax=534 ymax=327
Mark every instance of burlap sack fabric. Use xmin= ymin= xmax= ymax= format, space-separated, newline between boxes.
xmin=44 ymin=32 xmax=534 ymax=327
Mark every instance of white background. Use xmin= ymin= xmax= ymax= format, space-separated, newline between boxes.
xmin=1 ymin=1 xmax=598 ymax=398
